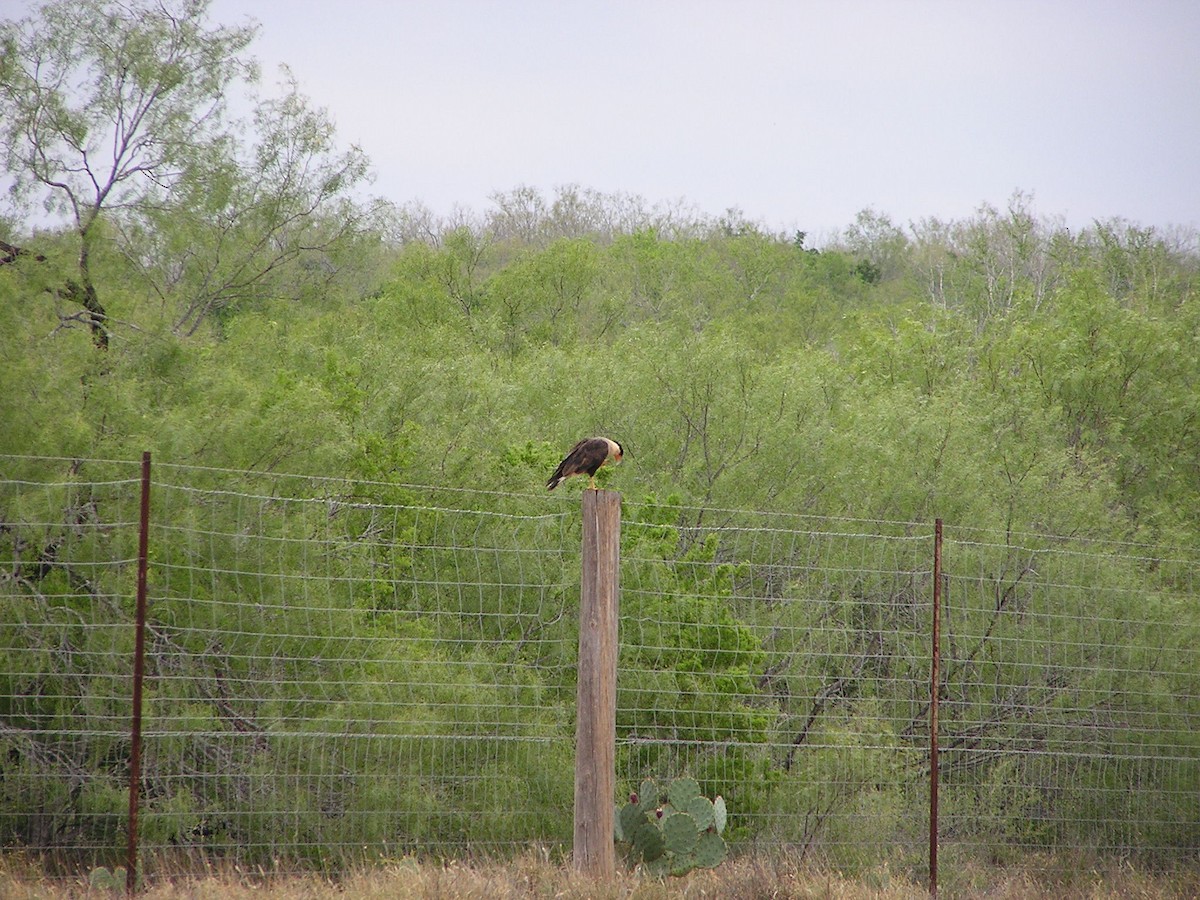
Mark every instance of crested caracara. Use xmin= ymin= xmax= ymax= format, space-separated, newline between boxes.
xmin=547 ymin=437 xmax=623 ymax=491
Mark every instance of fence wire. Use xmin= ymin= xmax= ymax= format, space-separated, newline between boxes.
xmin=1 ymin=456 xmax=1197 ymax=880
xmin=938 ymin=525 xmax=1200 ymax=862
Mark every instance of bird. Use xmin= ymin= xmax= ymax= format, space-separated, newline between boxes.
xmin=547 ymin=437 xmax=624 ymax=491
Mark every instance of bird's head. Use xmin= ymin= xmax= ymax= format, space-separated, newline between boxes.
xmin=607 ymin=438 xmax=624 ymax=464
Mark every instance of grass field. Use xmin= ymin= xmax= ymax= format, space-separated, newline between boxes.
xmin=4 ymin=852 xmax=1199 ymax=899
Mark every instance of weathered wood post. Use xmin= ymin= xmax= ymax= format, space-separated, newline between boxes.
xmin=574 ymin=489 xmax=620 ymax=876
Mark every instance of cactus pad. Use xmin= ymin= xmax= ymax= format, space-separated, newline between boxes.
xmin=661 ymin=812 xmax=699 ymax=855
xmin=712 ymin=795 xmax=727 ymax=834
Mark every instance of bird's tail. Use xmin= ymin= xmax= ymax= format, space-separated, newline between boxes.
xmin=547 ymin=460 xmax=571 ymax=490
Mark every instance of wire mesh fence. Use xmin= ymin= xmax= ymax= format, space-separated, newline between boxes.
xmin=2 ymin=455 xmax=1198 ymax=881
xmin=937 ymin=525 xmax=1200 ymax=862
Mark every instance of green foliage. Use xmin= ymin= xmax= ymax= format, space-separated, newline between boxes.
xmin=486 ymin=238 xmax=599 ymax=352
xmin=619 ymin=497 xmax=770 ymax=792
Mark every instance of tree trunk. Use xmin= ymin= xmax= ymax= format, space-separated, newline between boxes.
xmin=75 ymin=234 xmax=109 ymax=350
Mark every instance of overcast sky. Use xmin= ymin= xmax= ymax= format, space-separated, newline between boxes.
xmin=205 ymin=2 xmax=1198 ymax=236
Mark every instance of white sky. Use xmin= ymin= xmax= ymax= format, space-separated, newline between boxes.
xmin=21 ymin=0 xmax=1200 ymax=237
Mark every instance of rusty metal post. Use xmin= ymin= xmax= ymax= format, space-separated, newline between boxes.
xmin=573 ymin=489 xmax=620 ymax=877
xmin=126 ymin=452 xmax=151 ymax=895
xmin=930 ymin=517 xmax=942 ymax=898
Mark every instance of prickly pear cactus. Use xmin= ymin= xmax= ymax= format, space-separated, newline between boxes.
xmin=87 ymin=866 xmax=127 ymax=893
xmin=614 ymin=777 xmax=728 ymax=876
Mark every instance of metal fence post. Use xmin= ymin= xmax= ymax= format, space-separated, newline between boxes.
xmin=930 ymin=517 xmax=942 ymax=898
xmin=126 ymin=452 xmax=151 ymax=895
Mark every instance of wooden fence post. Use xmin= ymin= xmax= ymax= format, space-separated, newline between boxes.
xmin=574 ymin=489 xmax=620 ymax=876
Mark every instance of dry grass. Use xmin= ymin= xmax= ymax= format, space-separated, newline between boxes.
xmin=3 ymin=851 xmax=1199 ymax=900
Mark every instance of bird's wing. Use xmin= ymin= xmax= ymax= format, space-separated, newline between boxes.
xmin=548 ymin=439 xmax=589 ymax=487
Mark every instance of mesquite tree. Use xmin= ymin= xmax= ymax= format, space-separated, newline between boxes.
xmin=0 ymin=0 xmax=382 ymax=344
xmin=0 ymin=0 xmax=257 ymax=347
